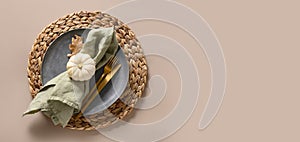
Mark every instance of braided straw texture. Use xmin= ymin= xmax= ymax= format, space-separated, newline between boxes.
xmin=27 ymin=11 xmax=148 ymax=130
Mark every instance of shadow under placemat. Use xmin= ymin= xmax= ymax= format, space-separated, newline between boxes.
xmin=28 ymin=115 xmax=99 ymax=141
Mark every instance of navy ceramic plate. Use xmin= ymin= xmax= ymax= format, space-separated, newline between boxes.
xmin=41 ymin=29 xmax=129 ymax=115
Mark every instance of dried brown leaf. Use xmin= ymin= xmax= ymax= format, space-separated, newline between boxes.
xmin=68 ymin=35 xmax=83 ymax=57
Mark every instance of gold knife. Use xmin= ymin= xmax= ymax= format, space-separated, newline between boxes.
xmin=77 ymin=64 xmax=121 ymax=117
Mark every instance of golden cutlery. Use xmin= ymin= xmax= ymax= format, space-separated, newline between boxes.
xmin=76 ymin=64 xmax=121 ymax=118
xmin=82 ymin=56 xmax=118 ymax=104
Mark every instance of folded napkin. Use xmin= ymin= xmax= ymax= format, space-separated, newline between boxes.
xmin=24 ymin=27 xmax=118 ymax=127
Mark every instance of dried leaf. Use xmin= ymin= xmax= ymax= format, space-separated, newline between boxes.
xmin=68 ymin=35 xmax=83 ymax=57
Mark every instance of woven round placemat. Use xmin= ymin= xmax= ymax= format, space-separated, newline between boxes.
xmin=27 ymin=11 xmax=148 ymax=130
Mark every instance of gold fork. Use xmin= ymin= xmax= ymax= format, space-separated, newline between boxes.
xmin=82 ymin=56 xmax=118 ymax=104
xmin=77 ymin=56 xmax=118 ymax=118
xmin=99 ymin=57 xmax=118 ymax=84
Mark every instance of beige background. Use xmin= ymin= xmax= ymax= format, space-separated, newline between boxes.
xmin=0 ymin=0 xmax=299 ymax=141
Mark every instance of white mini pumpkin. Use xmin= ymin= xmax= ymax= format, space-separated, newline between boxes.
xmin=66 ymin=53 xmax=96 ymax=81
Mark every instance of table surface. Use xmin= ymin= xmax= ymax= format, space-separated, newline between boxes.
xmin=0 ymin=0 xmax=299 ymax=142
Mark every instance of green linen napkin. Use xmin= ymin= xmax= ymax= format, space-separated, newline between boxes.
xmin=24 ymin=27 xmax=118 ymax=127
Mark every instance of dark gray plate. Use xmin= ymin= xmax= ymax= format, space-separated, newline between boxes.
xmin=41 ymin=29 xmax=129 ymax=115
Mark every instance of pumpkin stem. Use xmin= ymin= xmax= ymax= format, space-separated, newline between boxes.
xmin=78 ymin=64 xmax=83 ymax=69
